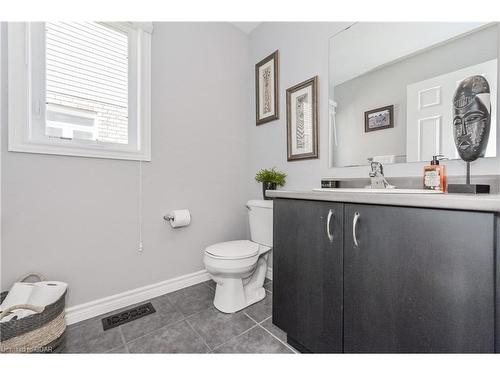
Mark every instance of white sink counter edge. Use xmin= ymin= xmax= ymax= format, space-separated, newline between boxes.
xmin=266 ymin=190 xmax=500 ymax=213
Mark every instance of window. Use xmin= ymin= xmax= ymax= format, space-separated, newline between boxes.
xmin=8 ymin=22 xmax=152 ymax=161
xmin=46 ymin=22 xmax=129 ymax=145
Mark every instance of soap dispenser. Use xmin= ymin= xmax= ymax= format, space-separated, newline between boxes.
xmin=423 ymin=155 xmax=447 ymax=192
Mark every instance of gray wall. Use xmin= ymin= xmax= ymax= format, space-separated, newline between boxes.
xmin=1 ymin=22 xmax=252 ymax=307
xmin=2 ymin=22 xmax=500 ymax=308
xmin=332 ymin=25 xmax=498 ymax=167
xmin=247 ymin=22 xmax=351 ymax=195
xmin=247 ymin=22 xmax=500 ymax=192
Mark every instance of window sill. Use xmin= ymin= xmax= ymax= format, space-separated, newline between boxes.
xmin=8 ymin=141 xmax=151 ymax=162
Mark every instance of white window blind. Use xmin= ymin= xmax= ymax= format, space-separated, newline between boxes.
xmin=45 ymin=22 xmax=129 ymax=144
xmin=8 ymin=22 xmax=151 ymax=161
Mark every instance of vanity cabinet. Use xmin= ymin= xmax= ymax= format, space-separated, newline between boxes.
xmin=343 ymin=204 xmax=495 ymax=353
xmin=273 ymin=198 xmax=497 ymax=353
xmin=273 ymin=199 xmax=343 ymax=353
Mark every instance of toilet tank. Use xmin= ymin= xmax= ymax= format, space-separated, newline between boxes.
xmin=247 ymin=200 xmax=273 ymax=247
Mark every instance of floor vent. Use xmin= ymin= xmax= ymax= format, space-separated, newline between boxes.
xmin=102 ymin=302 xmax=156 ymax=331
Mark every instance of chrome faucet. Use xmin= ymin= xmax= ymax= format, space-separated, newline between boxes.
xmin=368 ymin=158 xmax=395 ymax=189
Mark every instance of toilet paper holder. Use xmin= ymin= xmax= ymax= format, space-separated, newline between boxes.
xmin=163 ymin=215 xmax=175 ymax=222
xmin=163 ymin=209 xmax=191 ymax=228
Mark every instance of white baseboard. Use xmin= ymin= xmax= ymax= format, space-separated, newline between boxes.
xmin=266 ymin=266 xmax=273 ymax=281
xmin=65 ymin=270 xmax=210 ymax=325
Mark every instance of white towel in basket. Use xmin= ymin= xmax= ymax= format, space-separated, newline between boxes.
xmin=0 ymin=281 xmax=67 ymax=322
xmin=28 ymin=281 xmax=67 ymax=307
xmin=0 ymin=283 xmax=35 ymax=312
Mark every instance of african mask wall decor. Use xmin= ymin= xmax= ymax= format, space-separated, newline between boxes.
xmin=453 ymin=75 xmax=491 ymax=162
xmin=448 ymin=75 xmax=492 ymax=193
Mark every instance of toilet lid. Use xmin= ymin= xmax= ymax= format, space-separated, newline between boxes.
xmin=205 ymin=240 xmax=259 ymax=259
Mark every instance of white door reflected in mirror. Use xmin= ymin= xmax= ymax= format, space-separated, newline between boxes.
xmin=406 ymin=59 xmax=497 ymax=162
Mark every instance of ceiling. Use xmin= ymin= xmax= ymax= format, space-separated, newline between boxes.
xmin=231 ymin=22 xmax=261 ymax=34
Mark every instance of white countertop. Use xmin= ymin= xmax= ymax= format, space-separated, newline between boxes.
xmin=266 ymin=189 xmax=500 ymax=213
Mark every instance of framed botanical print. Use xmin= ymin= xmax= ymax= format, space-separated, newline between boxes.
xmin=255 ymin=50 xmax=279 ymax=125
xmin=286 ymin=76 xmax=319 ymax=161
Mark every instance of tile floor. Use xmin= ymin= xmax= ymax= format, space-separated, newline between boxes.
xmin=62 ymin=279 xmax=296 ymax=354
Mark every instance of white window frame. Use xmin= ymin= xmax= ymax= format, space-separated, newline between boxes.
xmin=8 ymin=22 xmax=152 ymax=161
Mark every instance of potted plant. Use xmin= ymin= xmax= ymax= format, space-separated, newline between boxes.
xmin=255 ymin=167 xmax=287 ymax=200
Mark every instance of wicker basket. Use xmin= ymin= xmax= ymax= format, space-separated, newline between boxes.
xmin=0 ymin=273 xmax=67 ymax=353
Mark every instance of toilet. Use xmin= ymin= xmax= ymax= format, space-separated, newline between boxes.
xmin=203 ymin=200 xmax=273 ymax=313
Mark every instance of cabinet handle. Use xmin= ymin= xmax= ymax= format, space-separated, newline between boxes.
xmin=353 ymin=212 xmax=360 ymax=247
xmin=326 ymin=209 xmax=334 ymax=242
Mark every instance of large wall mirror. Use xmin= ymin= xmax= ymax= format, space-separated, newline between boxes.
xmin=329 ymin=22 xmax=499 ymax=168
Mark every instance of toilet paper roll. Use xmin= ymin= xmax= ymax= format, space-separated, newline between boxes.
xmin=169 ymin=209 xmax=191 ymax=228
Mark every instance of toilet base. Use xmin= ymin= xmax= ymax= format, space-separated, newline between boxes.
xmin=213 ymin=283 xmax=266 ymax=313
xmin=212 ymin=253 xmax=269 ymax=313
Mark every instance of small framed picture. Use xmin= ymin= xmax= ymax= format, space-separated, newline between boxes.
xmin=255 ymin=50 xmax=279 ymax=125
xmin=286 ymin=76 xmax=319 ymax=161
xmin=364 ymin=105 xmax=394 ymax=132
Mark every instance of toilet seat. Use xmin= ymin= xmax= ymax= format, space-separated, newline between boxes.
xmin=205 ymin=240 xmax=259 ymax=260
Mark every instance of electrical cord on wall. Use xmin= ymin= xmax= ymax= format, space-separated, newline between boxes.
xmin=138 ymin=160 xmax=143 ymax=253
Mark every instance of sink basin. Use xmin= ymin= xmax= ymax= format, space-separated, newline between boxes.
xmin=313 ymin=188 xmax=444 ymax=194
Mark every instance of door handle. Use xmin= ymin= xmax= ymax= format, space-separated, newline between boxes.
xmin=353 ymin=211 xmax=360 ymax=247
xmin=326 ymin=209 xmax=334 ymax=242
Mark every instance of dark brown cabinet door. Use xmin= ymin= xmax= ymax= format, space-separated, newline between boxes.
xmin=344 ymin=203 xmax=495 ymax=353
xmin=272 ymin=199 xmax=343 ymax=353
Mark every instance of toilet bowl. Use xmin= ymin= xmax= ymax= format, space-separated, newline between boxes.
xmin=203 ymin=200 xmax=273 ymax=313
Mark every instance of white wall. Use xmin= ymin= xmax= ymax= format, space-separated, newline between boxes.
xmin=1 ymin=22 xmax=252 ymax=307
xmin=247 ymin=22 xmax=500 ymax=196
